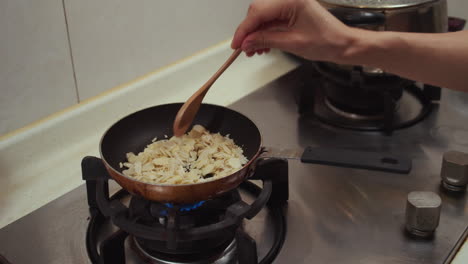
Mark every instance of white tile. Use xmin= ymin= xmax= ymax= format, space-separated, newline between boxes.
xmin=64 ymin=0 xmax=251 ymax=101
xmin=0 ymin=0 xmax=77 ymax=135
xmin=448 ymin=0 xmax=468 ymax=20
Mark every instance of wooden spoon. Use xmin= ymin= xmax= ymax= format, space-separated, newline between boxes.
xmin=173 ymin=49 xmax=242 ymax=137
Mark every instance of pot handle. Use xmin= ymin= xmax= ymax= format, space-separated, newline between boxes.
xmin=301 ymin=147 xmax=411 ymax=174
xmin=329 ymin=7 xmax=386 ymax=27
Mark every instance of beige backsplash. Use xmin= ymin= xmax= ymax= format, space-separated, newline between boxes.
xmin=0 ymin=0 xmax=251 ymax=136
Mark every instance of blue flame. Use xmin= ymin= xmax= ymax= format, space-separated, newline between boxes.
xmin=159 ymin=201 xmax=206 ymax=216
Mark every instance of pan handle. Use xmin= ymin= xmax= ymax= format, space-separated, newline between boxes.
xmin=300 ymin=147 xmax=412 ymax=174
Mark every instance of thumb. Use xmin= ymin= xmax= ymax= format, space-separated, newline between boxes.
xmin=241 ymin=30 xmax=298 ymax=54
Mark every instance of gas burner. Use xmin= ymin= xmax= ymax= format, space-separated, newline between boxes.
xmin=127 ymin=190 xmax=240 ymax=256
xmin=297 ymin=75 xmax=437 ymax=134
xmin=324 ymin=98 xmax=386 ymax=121
xmin=306 ymin=84 xmax=433 ymax=133
xmin=81 ymin=156 xmax=288 ymax=264
xmin=294 ymin=61 xmax=441 ymax=134
xmin=131 ymin=235 xmax=237 ymax=264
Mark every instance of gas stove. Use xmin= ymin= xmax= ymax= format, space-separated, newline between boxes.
xmin=0 ymin=65 xmax=467 ymax=264
xmin=82 ymin=156 xmax=288 ymax=264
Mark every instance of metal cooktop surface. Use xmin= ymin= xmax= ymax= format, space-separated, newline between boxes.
xmin=1 ymin=65 xmax=468 ymax=264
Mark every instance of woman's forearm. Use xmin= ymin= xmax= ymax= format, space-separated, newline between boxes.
xmin=231 ymin=0 xmax=468 ymax=92
xmin=340 ymin=29 xmax=468 ymax=92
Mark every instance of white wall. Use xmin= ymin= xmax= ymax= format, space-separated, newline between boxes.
xmin=1 ymin=0 xmax=251 ymax=136
xmin=0 ymin=0 xmax=77 ymax=135
xmin=64 ymin=0 xmax=251 ymax=100
xmin=448 ymin=0 xmax=468 ymax=20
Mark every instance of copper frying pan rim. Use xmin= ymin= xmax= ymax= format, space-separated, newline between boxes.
xmin=99 ymin=103 xmax=263 ymax=188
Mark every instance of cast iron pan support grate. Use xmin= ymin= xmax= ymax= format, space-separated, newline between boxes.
xmin=82 ymin=156 xmax=288 ymax=264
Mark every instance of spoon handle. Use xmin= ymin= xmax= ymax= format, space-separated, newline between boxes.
xmin=200 ymin=49 xmax=242 ymax=93
xmin=172 ymin=49 xmax=242 ymax=137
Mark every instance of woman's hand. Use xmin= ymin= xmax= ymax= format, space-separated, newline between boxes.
xmin=231 ymin=0 xmax=354 ymax=62
xmin=232 ymin=0 xmax=468 ymax=92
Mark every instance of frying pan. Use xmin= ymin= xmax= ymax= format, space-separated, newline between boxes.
xmin=101 ymin=103 xmax=411 ymax=204
xmin=101 ymin=103 xmax=262 ymax=204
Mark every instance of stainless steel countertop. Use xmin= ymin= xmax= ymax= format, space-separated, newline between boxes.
xmin=1 ymin=65 xmax=468 ymax=264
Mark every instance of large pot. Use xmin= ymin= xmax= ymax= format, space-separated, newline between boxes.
xmin=320 ymin=0 xmax=448 ymax=73
xmin=319 ymin=0 xmax=448 ymax=33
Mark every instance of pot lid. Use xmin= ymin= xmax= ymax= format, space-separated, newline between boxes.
xmin=318 ymin=0 xmax=438 ymax=9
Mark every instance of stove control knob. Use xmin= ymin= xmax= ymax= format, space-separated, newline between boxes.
xmin=441 ymin=151 xmax=468 ymax=192
xmin=405 ymin=191 xmax=441 ymax=238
